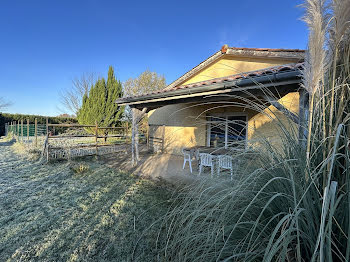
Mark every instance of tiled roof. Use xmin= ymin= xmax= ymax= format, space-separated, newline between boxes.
xmin=223 ymin=46 xmax=305 ymax=53
xmin=123 ymin=63 xmax=304 ymax=99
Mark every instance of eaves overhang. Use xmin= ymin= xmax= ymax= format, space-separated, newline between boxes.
xmin=116 ymin=67 xmax=302 ymax=108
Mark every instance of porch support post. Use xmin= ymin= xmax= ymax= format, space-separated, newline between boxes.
xmin=264 ymin=95 xmax=300 ymax=124
xmin=131 ymin=108 xmax=138 ymax=166
xmin=131 ymin=107 xmax=148 ymax=166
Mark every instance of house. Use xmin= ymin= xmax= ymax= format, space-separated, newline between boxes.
xmin=116 ymin=45 xmax=306 ymax=164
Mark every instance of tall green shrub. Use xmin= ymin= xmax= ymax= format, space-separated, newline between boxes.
xmin=77 ymin=66 xmax=124 ymax=128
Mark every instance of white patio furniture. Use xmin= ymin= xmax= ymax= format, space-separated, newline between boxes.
xmin=182 ymin=148 xmax=193 ymax=173
xmin=217 ymin=155 xmax=234 ymax=180
xmin=199 ymin=153 xmax=216 ymax=177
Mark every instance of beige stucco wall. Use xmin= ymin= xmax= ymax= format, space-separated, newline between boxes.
xmin=148 ymin=92 xmax=300 ymax=155
xmin=247 ymin=92 xmax=300 ymax=150
xmin=182 ymin=56 xmax=298 ymax=85
xmin=148 ymin=104 xmax=207 ymax=154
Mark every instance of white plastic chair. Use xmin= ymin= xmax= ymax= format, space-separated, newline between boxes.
xmin=217 ymin=155 xmax=233 ymax=180
xmin=199 ymin=153 xmax=215 ymax=177
xmin=182 ymin=148 xmax=193 ymax=173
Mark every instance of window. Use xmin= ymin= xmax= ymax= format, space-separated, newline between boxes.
xmin=207 ymin=114 xmax=247 ymax=148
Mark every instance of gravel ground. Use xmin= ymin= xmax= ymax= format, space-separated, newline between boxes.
xmin=0 ymin=139 xmax=173 ymax=262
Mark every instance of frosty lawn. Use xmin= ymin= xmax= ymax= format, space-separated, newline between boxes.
xmin=0 ymin=139 xmax=173 ymax=261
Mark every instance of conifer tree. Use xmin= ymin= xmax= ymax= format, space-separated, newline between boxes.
xmin=77 ymin=66 xmax=124 ymax=134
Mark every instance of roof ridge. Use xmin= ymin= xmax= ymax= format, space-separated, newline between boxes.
xmin=226 ymin=46 xmax=306 ymax=52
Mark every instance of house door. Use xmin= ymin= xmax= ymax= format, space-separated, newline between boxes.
xmin=207 ymin=114 xmax=247 ymax=149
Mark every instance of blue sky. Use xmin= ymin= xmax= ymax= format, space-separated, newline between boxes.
xmin=0 ymin=0 xmax=308 ymax=116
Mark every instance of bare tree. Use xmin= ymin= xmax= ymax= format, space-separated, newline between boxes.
xmin=123 ymin=70 xmax=166 ymax=122
xmin=0 ymin=97 xmax=12 ymax=110
xmin=123 ymin=70 xmax=166 ymax=98
xmin=59 ymin=72 xmax=97 ymax=115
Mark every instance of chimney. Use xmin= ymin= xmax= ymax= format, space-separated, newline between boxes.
xmin=221 ymin=44 xmax=228 ymax=54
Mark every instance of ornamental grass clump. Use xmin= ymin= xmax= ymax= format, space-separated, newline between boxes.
xmin=158 ymin=0 xmax=350 ymax=261
xmin=70 ymin=163 xmax=90 ymax=174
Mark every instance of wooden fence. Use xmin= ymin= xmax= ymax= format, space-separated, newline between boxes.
xmin=45 ymin=121 xmax=131 ymax=161
xmin=147 ymin=124 xmax=165 ymax=153
xmin=5 ymin=118 xmax=132 ymax=161
xmin=5 ymin=119 xmax=163 ymax=161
